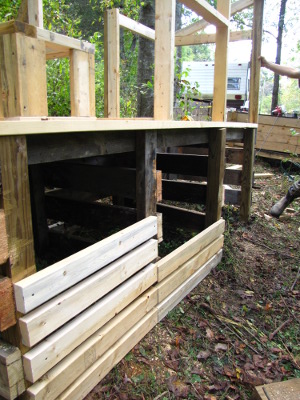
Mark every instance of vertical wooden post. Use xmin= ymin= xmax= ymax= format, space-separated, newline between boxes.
xmin=0 ymin=137 xmax=36 ymax=283
xmin=0 ymin=33 xmax=47 ymax=118
xmin=154 ymin=0 xmax=176 ymax=120
xmin=28 ymin=0 xmax=43 ymax=28
xmin=205 ymin=128 xmax=226 ymax=227
xmin=240 ymin=128 xmax=255 ymax=221
xmin=104 ymin=9 xmax=120 ymax=118
xmin=70 ymin=50 xmax=95 ymax=117
xmin=212 ymin=1 xmax=230 ymax=122
xmin=136 ymin=131 xmax=157 ymax=221
xmin=249 ymin=0 xmax=264 ymax=123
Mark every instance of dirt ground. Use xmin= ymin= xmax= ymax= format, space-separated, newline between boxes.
xmin=85 ymin=157 xmax=300 ymax=400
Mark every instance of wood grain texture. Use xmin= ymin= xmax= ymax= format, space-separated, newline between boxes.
xmin=23 ymin=263 xmax=157 ymax=383
xmin=14 ymin=216 xmax=157 ymax=314
xmin=0 ymin=277 xmax=16 ymax=332
xmin=27 ymin=288 xmax=158 ymax=400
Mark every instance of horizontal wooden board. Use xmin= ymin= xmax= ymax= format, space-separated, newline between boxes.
xmin=162 ymin=179 xmax=207 ymax=203
xmin=180 ymin=146 xmax=244 ymax=164
xmin=157 ymin=219 xmax=225 ymax=281
xmin=23 ymin=263 xmax=157 ymax=383
xmin=224 ymin=187 xmax=241 ymax=205
xmin=157 ymin=236 xmax=223 ymax=302
xmin=26 ymin=287 xmax=158 ymax=400
xmin=14 ymin=216 xmax=157 ymax=314
xmin=57 ymin=308 xmax=158 ymax=400
xmin=19 ymin=240 xmax=158 ymax=347
xmin=157 ymin=153 xmax=208 ymax=175
xmin=158 ymin=250 xmax=223 ymax=321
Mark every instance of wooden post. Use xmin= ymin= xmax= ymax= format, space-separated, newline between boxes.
xmin=104 ymin=9 xmax=120 ymax=118
xmin=154 ymin=0 xmax=176 ymax=120
xmin=28 ymin=0 xmax=43 ymax=28
xmin=212 ymin=0 xmax=230 ymax=121
xmin=240 ymin=128 xmax=255 ymax=221
xmin=205 ymin=128 xmax=226 ymax=227
xmin=0 ymin=33 xmax=47 ymax=118
xmin=136 ymin=131 xmax=157 ymax=221
xmin=70 ymin=50 xmax=95 ymax=117
xmin=249 ymin=0 xmax=264 ymax=123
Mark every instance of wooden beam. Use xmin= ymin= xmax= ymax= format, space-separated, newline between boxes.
xmin=178 ymin=0 xmax=229 ymax=27
xmin=0 ymin=33 xmax=47 ymax=118
xmin=205 ymin=128 xmax=226 ymax=227
xmin=249 ymin=0 xmax=264 ymax=123
xmin=28 ymin=0 xmax=43 ymax=28
xmin=119 ymin=14 xmax=155 ymax=41
xmin=0 ymin=209 xmax=8 ymax=266
xmin=157 ymin=219 xmax=224 ymax=281
xmin=0 ymin=339 xmax=25 ymax=399
xmin=0 ymin=277 xmax=16 ymax=332
xmin=104 ymin=9 xmax=120 ymax=118
xmin=42 ymin=163 xmax=136 ymax=199
xmin=26 ymin=288 xmax=158 ymax=400
xmin=240 ymin=128 xmax=255 ymax=221
xmin=176 ymin=0 xmax=253 ymax=36
xmin=212 ymin=1 xmax=230 ymax=121
xmin=136 ymin=131 xmax=157 ymax=220
xmin=22 ymin=263 xmax=157 ymax=382
xmin=175 ymin=29 xmax=252 ymax=46
xmin=70 ymin=50 xmax=93 ymax=117
xmin=157 ymin=152 xmax=208 ymax=175
xmin=0 ymin=137 xmax=36 ymax=283
xmin=14 ymin=216 xmax=157 ymax=314
xmin=154 ymin=0 xmax=176 ymax=120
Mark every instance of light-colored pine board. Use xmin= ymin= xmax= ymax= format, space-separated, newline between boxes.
xmin=248 ymin=0 xmax=264 ymax=123
xmin=212 ymin=1 xmax=230 ymax=121
xmin=158 ymin=250 xmax=222 ymax=321
xmin=157 ymin=236 xmax=223 ymax=302
xmin=28 ymin=0 xmax=43 ymax=28
xmin=175 ymin=0 xmax=253 ymax=36
xmin=157 ymin=219 xmax=225 ymax=282
xmin=70 ymin=50 xmax=90 ymax=116
xmin=0 ymin=119 xmax=257 ymax=137
xmin=36 ymin=27 xmax=95 ymax=54
xmin=104 ymin=9 xmax=120 ymax=118
xmin=88 ymin=54 xmax=95 ymax=117
xmin=14 ymin=216 xmax=157 ymax=314
xmin=23 ymin=263 xmax=157 ymax=383
xmin=19 ymin=239 xmax=158 ymax=347
xmin=0 ymin=277 xmax=16 ymax=332
xmin=0 ymin=137 xmax=36 ymax=284
xmin=26 ymin=287 xmax=158 ymax=400
xmin=119 ymin=14 xmax=155 ymax=41
xmin=179 ymin=0 xmax=228 ymax=27
xmin=57 ymin=309 xmax=158 ymax=400
xmin=0 ymin=340 xmax=25 ymax=399
xmin=253 ymin=378 xmax=300 ymax=400
xmin=175 ymin=29 xmax=251 ymax=46
xmin=154 ymin=0 xmax=176 ymax=120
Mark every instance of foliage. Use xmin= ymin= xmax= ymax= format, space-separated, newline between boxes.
xmin=175 ymin=67 xmax=201 ymax=117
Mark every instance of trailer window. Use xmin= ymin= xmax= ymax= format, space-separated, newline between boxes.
xmin=227 ymin=77 xmax=241 ymax=90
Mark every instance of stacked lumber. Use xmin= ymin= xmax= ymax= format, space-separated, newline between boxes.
xmin=13 ymin=217 xmax=158 ymax=399
xmin=10 ymin=216 xmax=224 ymax=399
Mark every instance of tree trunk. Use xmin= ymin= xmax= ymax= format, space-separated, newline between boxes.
xmin=271 ymin=0 xmax=288 ymax=112
xmin=137 ymin=1 xmax=155 ymax=117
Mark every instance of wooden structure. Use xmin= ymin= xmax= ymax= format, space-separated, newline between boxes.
xmin=252 ymin=378 xmax=300 ymax=400
xmin=0 ymin=1 xmax=261 ymax=399
xmin=229 ymin=112 xmax=300 ymax=159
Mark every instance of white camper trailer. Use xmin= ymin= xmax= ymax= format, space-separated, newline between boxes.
xmin=182 ymin=61 xmax=250 ymax=109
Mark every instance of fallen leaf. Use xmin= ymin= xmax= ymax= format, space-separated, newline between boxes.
xmin=206 ymin=327 xmax=215 ymax=340
xmin=167 ymin=376 xmax=190 ymax=398
xmin=243 ymin=370 xmax=266 ymax=386
xmin=215 ymin=343 xmax=228 ymax=352
xmin=197 ymin=350 xmax=212 ymax=360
